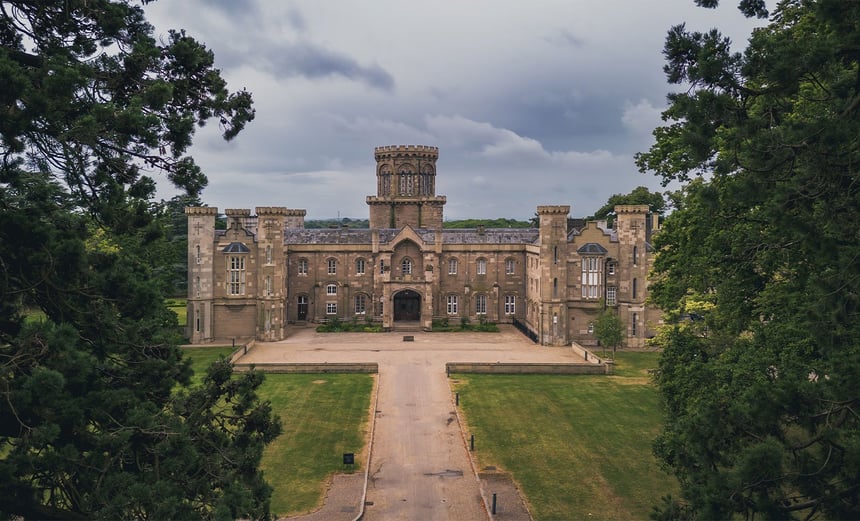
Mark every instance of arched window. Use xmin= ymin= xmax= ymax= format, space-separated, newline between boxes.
xmin=448 ymin=258 xmax=458 ymax=275
xmin=327 ymin=258 xmax=337 ymax=275
xmin=354 ymin=294 xmax=367 ymax=315
xmin=505 ymin=258 xmax=515 ymax=275
xmin=475 ymin=294 xmax=487 ymax=315
xmin=355 ymin=258 xmax=366 ymax=275
xmin=401 ymin=257 xmax=412 ymax=275
xmin=326 ymin=283 xmax=337 ymax=296
xmin=632 ymin=278 xmax=638 ymax=299
xmin=476 ymin=258 xmax=487 ymax=275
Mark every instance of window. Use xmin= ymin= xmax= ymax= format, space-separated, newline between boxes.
xmin=505 ymin=258 xmax=515 ymax=275
xmin=554 ymin=246 xmax=558 ymax=265
xmin=298 ymin=258 xmax=308 ymax=275
xmin=607 ymin=286 xmax=617 ymax=306
xmin=553 ymin=278 xmax=558 ymax=298
xmin=633 ymin=246 xmax=638 ymax=266
xmin=195 ymin=276 xmax=200 ymax=298
xmin=632 ymin=312 xmax=638 ymax=336
xmin=264 ymin=309 xmax=272 ymax=332
xmin=504 ymin=295 xmax=516 ymax=315
xmin=380 ymin=260 xmax=385 ymax=274
xmin=265 ymin=245 xmax=272 ymax=264
xmin=475 ymin=294 xmax=487 ymax=315
xmin=448 ymin=258 xmax=458 ymax=275
xmin=581 ymin=256 xmax=602 ymax=299
xmin=327 ymin=303 xmax=337 ymax=315
xmin=327 ymin=283 xmax=337 ymax=296
xmin=632 ymin=278 xmax=638 ymax=299
xmin=265 ymin=275 xmax=273 ymax=296
xmin=447 ymin=295 xmax=459 ymax=315
xmin=196 ymin=245 xmax=201 ymax=264
xmin=327 ymin=258 xmax=337 ymax=275
xmin=356 ymin=258 xmax=365 ymax=275
xmin=477 ymin=258 xmax=487 ymax=275
xmin=195 ymin=308 xmax=201 ymax=332
xmin=587 ymin=322 xmax=594 ymax=334
xmin=354 ymin=294 xmax=367 ymax=315
xmin=227 ymin=256 xmax=246 ymax=295
xmin=608 ymin=263 xmax=616 ymax=275
xmin=401 ymin=257 xmax=412 ymax=275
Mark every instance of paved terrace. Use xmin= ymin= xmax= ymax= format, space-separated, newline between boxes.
xmin=236 ymin=326 xmax=592 ymax=521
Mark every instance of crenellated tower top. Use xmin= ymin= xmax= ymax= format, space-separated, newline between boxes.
xmin=368 ymin=144 xmax=445 ymax=228
xmin=374 ymin=145 xmax=439 ymax=161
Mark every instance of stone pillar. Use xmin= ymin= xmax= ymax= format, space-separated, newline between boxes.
xmin=185 ymin=206 xmax=218 ymax=343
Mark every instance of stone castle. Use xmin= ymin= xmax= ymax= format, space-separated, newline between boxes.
xmin=186 ymin=145 xmax=661 ymax=347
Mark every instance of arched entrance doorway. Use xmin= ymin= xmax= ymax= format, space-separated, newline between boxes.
xmin=393 ymin=290 xmax=421 ymax=321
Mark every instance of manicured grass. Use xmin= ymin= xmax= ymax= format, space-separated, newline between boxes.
xmin=166 ymin=298 xmax=187 ymax=327
xmin=452 ymin=351 xmax=676 ymax=521
xmin=182 ymin=346 xmax=235 ymax=385
xmin=258 ymin=373 xmax=373 ymax=516
xmin=181 ymin=348 xmax=374 ymax=517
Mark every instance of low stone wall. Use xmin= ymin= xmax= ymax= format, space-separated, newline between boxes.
xmin=233 ymin=362 xmax=379 ymax=374
xmin=570 ymin=342 xmax=606 ymax=365
xmin=446 ymin=362 xmax=609 ymax=375
xmin=229 ymin=339 xmax=255 ymax=363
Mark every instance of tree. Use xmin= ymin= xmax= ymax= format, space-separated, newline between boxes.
xmin=0 ymin=2 xmax=281 ymax=519
xmin=587 ymin=186 xmax=666 ymax=226
xmin=594 ymin=305 xmax=624 ymax=358
xmin=636 ymin=1 xmax=860 ymax=519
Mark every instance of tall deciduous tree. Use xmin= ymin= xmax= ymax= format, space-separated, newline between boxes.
xmin=0 ymin=2 xmax=280 ymax=519
xmin=637 ymin=1 xmax=860 ymax=519
xmin=594 ymin=305 xmax=624 ymax=358
xmin=587 ymin=186 xmax=666 ymax=226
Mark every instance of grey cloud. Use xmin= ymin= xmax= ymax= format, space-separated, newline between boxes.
xmin=263 ymin=42 xmax=395 ymax=91
xmin=546 ymin=29 xmax=586 ymax=48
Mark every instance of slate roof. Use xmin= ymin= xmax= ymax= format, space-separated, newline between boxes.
xmin=281 ymin=228 xmax=539 ymax=246
xmin=222 ymin=241 xmax=251 ymax=253
xmin=577 ymin=242 xmax=609 ymax=255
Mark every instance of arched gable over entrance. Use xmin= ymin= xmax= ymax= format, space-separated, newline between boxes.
xmin=393 ymin=289 xmax=421 ymax=321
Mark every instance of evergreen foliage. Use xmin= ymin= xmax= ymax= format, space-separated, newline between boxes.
xmin=637 ymin=1 xmax=860 ymax=518
xmin=587 ymin=186 xmax=667 ymax=226
xmin=0 ymin=2 xmax=280 ymax=519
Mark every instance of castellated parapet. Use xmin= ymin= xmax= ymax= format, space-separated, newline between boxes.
xmin=184 ymin=206 xmax=218 ymax=216
xmin=374 ymin=145 xmax=439 ymax=160
xmin=537 ymin=205 xmax=571 ymax=215
xmin=614 ymin=205 xmax=649 ymax=214
xmin=255 ymin=206 xmax=289 ymax=215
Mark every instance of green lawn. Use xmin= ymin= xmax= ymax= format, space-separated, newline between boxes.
xmin=166 ymin=298 xmax=187 ymax=327
xmin=181 ymin=348 xmax=374 ymax=517
xmin=452 ymin=351 xmax=676 ymax=521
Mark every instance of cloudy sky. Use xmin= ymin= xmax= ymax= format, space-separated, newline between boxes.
xmin=144 ymin=1 xmax=765 ymax=220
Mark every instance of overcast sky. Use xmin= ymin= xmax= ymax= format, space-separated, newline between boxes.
xmin=144 ymin=1 xmax=765 ymax=220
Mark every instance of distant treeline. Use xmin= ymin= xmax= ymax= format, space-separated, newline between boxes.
xmin=304 ymin=218 xmax=533 ymax=229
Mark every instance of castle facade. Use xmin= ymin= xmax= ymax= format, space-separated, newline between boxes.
xmin=186 ymin=145 xmax=660 ymax=347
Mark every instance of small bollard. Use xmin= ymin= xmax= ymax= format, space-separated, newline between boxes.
xmin=470 ymin=434 xmax=475 ymax=451
xmin=492 ymin=493 xmax=497 ymax=514
xmin=455 ymin=392 xmax=459 ymax=406
xmin=232 ymin=337 xmax=236 ymax=347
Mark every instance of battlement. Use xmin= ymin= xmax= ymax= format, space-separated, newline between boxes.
xmin=536 ymin=205 xmax=571 ymax=215
xmin=185 ymin=206 xmax=218 ymax=215
xmin=615 ymin=204 xmax=649 ymax=214
xmin=286 ymin=209 xmax=307 ymax=217
xmin=224 ymin=208 xmax=251 ymax=217
xmin=255 ymin=206 xmax=289 ymax=216
xmin=374 ymin=144 xmax=439 ymax=160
